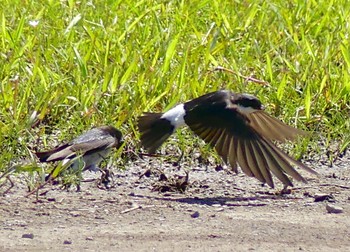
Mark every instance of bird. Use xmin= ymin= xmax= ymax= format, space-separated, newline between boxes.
xmin=137 ymin=90 xmax=317 ymax=188
xmin=36 ymin=126 xmax=123 ymax=173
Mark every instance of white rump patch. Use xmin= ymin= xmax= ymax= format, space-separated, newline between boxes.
xmin=161 ymin=104 xmax=186 ymax=129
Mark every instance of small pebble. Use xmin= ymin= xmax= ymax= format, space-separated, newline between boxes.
xmin=70 ymin=211 xmax=81 ymax=217
xmin=326 ymin=204 xmax=344 ymax=214
xmin=215 ymin=165 xmax=223 ymax=172
xmin=22 ymin=233 xmax=34 ymax=239
xmin=191 ymin=211 xmax=200 ymax=218
xmin=86 ymin=237 xmax=93 ymax=241
xmin=63 ymin=240 xmax=72 ymax=245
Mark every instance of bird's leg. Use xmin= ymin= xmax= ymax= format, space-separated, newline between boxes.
xmin=175 ymin=170 xmax=190 ymax=192
xmin=99 ymin=168 xmax=112 ymax=189
xmin=279 ymin=185 xmax=292 ymax=195
xmin=173 ymin=149 xmax=184 ymax=169
xmin=0 ymin=176 xmax=14 ymax=195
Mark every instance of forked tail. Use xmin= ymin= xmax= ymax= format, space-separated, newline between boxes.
xmin=137 ymin=112 xmax=175 ymax=153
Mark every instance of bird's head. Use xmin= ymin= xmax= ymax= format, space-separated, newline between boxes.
xmin=230 ymin=93 xmax=264 ymax=114
xmin=100 ymin=126 xmax=124 ymax=148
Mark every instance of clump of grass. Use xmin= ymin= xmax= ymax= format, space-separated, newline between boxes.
xmin=1 ymin=0 xmax=349 ymax=189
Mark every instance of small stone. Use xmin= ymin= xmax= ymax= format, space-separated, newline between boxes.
xmin=22 ymin=233 xmax=34 ymax=239
xmin=191 ymin=211 xmax=200 ymax=218
xmin=314 ymin=193 xmax=334 ymax=202
xmin=215 ymin=165 xmax=224 ymax=172
xmin=86 ymin=237 xmax=93 ymax=241
xmin=70 ymin=211 xmax=81 ymax=217
xmin=326 ymin=204 xmax=344 ymax=214
xmin=63 ymin=240 xmax=72 ymax=245
xmin=144 ymin=169 xmax=151 ymax=177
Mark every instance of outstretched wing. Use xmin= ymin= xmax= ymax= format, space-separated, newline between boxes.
xmin=184 ymin=97 xmax=316 ymax=188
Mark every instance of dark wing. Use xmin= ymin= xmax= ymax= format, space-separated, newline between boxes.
xmin=248 ymin=111 xmax=308 ymax=142
xmin=36 ymin=136 xmax=117 ymax=162
xmin=184 ymin=101 xmax=316 ymax=188
xmin=35 ymin=143 xmax=70 ymax=162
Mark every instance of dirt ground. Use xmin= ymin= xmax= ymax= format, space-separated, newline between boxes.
xmin=1 ymin=149 xmax=350 ymax=252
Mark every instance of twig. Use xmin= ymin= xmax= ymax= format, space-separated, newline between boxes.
xmin=139 ymin=152 xmax=165 ymax=158
xmin=24 ymin=176 xmax=55 ymax=198
xmin=208 ymin=66 xmax=270 ymax=86
xmin=121 ymin=205 xmax=142 ymax=214
xmin=120 ymin=204 xmax=157 ymax=214
xmin=0 ymin=176 xmax=14 ymax=195
xmin=319 ymin=184 xmax=350 ymax=190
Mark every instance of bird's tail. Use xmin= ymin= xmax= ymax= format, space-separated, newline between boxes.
xmin=137 ymin=113 xmax=175 ymax=153
xmin=36 ymin=150 xmax=57 ymax=162
xmin=35 ymin=144 xmax=69 ymax=162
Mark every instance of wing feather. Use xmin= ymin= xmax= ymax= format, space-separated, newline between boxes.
xmin=248 ymin=111 xmax=307 ymax=142
xmin=248 ymin=140 xmax=274 ymax=187
xmin=183 ymin=91 xmax=316 ymax=187
xmin=45 ymin=137 xmax=116 ymax=162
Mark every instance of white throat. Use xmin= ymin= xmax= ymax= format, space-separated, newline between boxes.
xmin=235 ymin=104 xmax=258 ymax=115
xmin=161 ymin=104 xmax=186 ymax=129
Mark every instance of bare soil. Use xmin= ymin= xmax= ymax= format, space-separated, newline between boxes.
xmin=1 ymin=151 xmax=350 ymax=252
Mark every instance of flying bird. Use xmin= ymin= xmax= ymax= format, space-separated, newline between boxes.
xmin=36 ymin=125 xmax=123 ymax=172
xmin=138 ymin=90 xmax=317 ymax=188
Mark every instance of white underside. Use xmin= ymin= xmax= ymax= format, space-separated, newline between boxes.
xmin=161 ymin=103 xmax=186 ymax=129
xmin=64 ymin=149 xmax=111 ymax=172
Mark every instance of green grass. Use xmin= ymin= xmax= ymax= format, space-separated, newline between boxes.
xmin=1 ymin=0 xmax=350 ymax=185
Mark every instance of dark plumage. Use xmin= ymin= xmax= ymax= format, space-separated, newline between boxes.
xmin=138 ymin=90 xmax=317 ymax=188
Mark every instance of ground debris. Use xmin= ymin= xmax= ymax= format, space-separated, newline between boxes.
xmin=22 ymin=233 xmax=34 ymax=239
xmin=151 ymin=171 xmax=190 ymax=193
xmin=326 ymin=204 xmax=344 ymax=214
xmin=190 ymin=211 xmax=200 ymax=218
xmin=314 ymin=193 xmax=335 ymax=202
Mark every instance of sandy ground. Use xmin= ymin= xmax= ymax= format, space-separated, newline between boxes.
xmin=1 ymin=150 xmax=350 ymax=252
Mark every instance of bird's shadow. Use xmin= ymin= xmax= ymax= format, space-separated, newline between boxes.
xmin=130 ymin=192 xmax=303 ymax=207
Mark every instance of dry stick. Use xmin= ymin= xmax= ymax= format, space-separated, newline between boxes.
xmin=319 ymin=183 xmax=350 ymax=190
xmin=139 ymin=152 xmax=165 ymax=158
xmin=292 ymin=184 xmax=350 ymax=190
xmin=121 ymin=204 xmax=160 ymax=214
xmin=0 ymin=176 xmax=14 ymax=195
xmin=121 ymin=205 xmax=142 ymax=214
xmin=25 ymin=175 xmax=56 ymax=198
xmin=208 ymin=66 xmax=270 ymax=86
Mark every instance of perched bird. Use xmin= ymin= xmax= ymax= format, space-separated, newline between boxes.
xmin=138 ymin=90 xmax=317 ymax=188
xmin=36 ymin=126 xmax=123 ymax=172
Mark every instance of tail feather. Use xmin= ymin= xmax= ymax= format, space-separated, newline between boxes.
xmin=35 ymin=144 xmax=70 ymax=162
xmin=138 ymin=113 xmax=175 ymax=153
